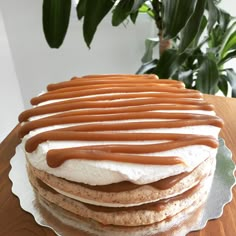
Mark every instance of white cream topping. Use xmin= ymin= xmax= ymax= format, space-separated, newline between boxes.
xmin=23 ymin=91 xmax=221 ymax=185
xmin=23 ymin=124 xmax=219 ymax=185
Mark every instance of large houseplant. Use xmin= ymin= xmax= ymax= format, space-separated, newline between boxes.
xmin=42 ymin=0 xmax=236 ymax=97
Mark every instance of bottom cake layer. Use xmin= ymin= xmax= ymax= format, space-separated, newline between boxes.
xmin=27 ymin=162 xmax=215 ymax=227
xmin=37 ymin=192 xmax=206 ymax=236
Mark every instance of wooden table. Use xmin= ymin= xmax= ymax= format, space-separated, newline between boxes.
xmin=0 ymin=94 xmax=235 ymax=236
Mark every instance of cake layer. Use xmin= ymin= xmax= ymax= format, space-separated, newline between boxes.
xmin=27 ymin=163 xmax=214 ymax=226
xmin=38 ymin=195 xmax=205 ymax=236
xmin=28 ymin=154 xmax=215 ymax=207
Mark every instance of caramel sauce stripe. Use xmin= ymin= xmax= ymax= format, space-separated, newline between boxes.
xmin=25 ymin=130 xmax=218 ymax=153
xmin=18 ymin=76 xmax=223 ymax=168
xmin=31 ymin=86 xmax=200 ymax=105
xmin=32 ymin=90 xmax=202 ymax=106
xmin=19 ymin=113 xmax=222 ymax=138
xmin=25 ymin=131 xmax=218 ymax=167
xmin=19 ymin=97 xmax=213 ymax=122
xmin=47 ymin=74 xmax=180 ymax=90
xmin=47 ymin=148 xmax=184 ymax=168
xmin=42 ymin=104 xmax=214 ymax=120
xmin=46 ymin=82 xmax=184 ymax=95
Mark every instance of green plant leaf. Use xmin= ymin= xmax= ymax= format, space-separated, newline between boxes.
xmin=139 ymin=3 xmax=150 ymax=13
xmin=83 ymin=0 xmax=114 ymax=48
xmin=43 ymin=0 xmax=71 ymax=48
xmin=192 ymin=15 xmax=207 ymax=48
xmin=218 ymin=74 xmax=228 ymax=96
xmin=209 ymin=25 xmax=223 ymax=48
xmin=226 ymin=69 xmax=236 ymax=97
xmin=221 ymin=30 xmax=236 ymax=57
xmin=207 ymin=0 xmax=218 ymax=32
xmin=136 ymin=59 xmax=158 ymax=74
xmin=141 ymin=38 xmax=159 ymax=63
xmin=196 ymin=57 xmax=219 ymax=94
xmin=183 ymin=48 xmax=202 ymax=70
xmin=131 ymin=0 xmax=147 ymax=12
xmin=218 ymin=9 xmax=231 ymax=32
xmin=179 ymin=0 xmax=207 ymax=53
xmin=162 ymin=0 xmax=197 ymax=39
xmin=130 ymin=11 xmax=139 ymax=24
xmin=218 ymin=19 xmax=236 ymax=59
xmin=154 ymin=49 xmax=189 ymax=78
xmin=218 ymin=50 xmax=236 ymax=66
xmin=176 ymin=70 xmax=194 ymax=89
xmin=129 ymin=0 xmax=145 ymax=24
xmin=76 ymin=0 xmax=87 ymax=20
xmin=139 ymin=3 xmax=154 ymax=18
xmin=112 ymin=0 xmax=134 ymax=26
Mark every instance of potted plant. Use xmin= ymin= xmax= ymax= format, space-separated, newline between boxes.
xmin=42 ymin=0 xmax=236 ymax=97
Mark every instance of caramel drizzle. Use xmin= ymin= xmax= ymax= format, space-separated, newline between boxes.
xmin=25 ymin=131 xmax=217 ymax=152
xmin=75 ymin=155 xmax=207 ymax=192
xmin=31 ymin=85 xmax=198 ymax=105
xmin=19 ymin=112 xmax=221 ymax=138
xmin=78 ymin=171 xmax=190 ymax=192
xmin=31 ymin=87 xmax=201 ymax=106
xmin=46 ymin=82 xmax=184 ymax=95
xmin=80 ymin=74 xmax=158 ymax=79
xmin=47 ymin=74 xmax=184 ymax=91
xmin=44 ymin=135 xmax=217 ymax=168
xmin=18 ymin=74 xmax=223 ymax=168
xmin=19 ymin=97 xmax=213 ymax=122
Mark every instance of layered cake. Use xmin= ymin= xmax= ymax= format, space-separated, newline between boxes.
xmin=18 ymin=74 xmax=223 ymax=233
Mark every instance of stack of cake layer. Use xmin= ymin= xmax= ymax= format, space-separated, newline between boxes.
xmin=19 ymin=74 xmax=223 ymax=229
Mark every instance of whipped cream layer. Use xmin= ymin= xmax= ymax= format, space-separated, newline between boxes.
xmin=22 ymin=126 xmax=218 ymax=185
xmin=19 ymin=74 xmax=223 ymax=185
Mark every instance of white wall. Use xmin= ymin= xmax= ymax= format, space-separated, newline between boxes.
xmin=219 ymin=0 xmax=236 ymax=73
xmin=0 ymin=0 xmax=155 ymax=109
xmin=0 ymin=9 xmax=24 ymax=142
xmin=219 ymin=0 xmax=235 ymax=15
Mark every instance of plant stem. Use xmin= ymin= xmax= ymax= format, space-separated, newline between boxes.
xmin=151 ymin=0 xmax=171 ymax=55
xmin=158 ymin=30 xmax=172 ymax=55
